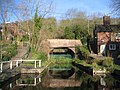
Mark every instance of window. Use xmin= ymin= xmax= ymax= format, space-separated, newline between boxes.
xmin=109 ymin=44 xmax=116 ymax=50
xmin=115 ymin=33 xmax=120 ymax=39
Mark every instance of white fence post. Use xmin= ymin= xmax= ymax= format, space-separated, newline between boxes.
xmin=16 ymin=61 xmax=18 ymax=67
xmin=21 ymin=58 xmax=23 ymax=63
xmin=34 ymin=78 xmax=37 ymax=85
xmin=0 ymin=62 xmax=3 ymax=72
xmin=10 ymin=83 xmax=12 ymax=89
xmin=35 ymin=60 xmax=36 ymax=68
xmin=10 ymin=61 xmax=12 ymax=69
xmin=39 ymin=60 xmax=41 ymax=67
xmin=0 ymin=60 xmax=42 ymax=73
xmin=39 ymin=78 xmax=41 ymax=82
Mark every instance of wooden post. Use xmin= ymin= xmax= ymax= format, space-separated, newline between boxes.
xmin=35 ymin=60 xmax=36 ymax=68
xmin=39 ymin=60 xmax=41 ymax=67
xmin=10 ymin=61 xmax=12 ymax=69
xmin=0 ymin=62 xmax=3 ymax=72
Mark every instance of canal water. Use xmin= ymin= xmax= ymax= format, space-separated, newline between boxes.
xmin=1 ymin=69 xmax=120 ymax=90
xmin=1 ymin=53 xmax=120 ymax=90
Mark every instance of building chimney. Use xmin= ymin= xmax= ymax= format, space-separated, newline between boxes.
xmin=103 ymin=16 xmax=110 ymax=25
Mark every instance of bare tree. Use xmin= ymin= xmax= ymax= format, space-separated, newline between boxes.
xmin=0 ymin=0 xmax=15 ymax=23
xmin=0 ymin=0 xmax=15 ymax=40
xmin=63 ymin=8 xmax=87 ymax=20
xmin=14 ymin=0 xmax=54 ymax=52
xmin=111 ymin=0 xmax=120 ymax=16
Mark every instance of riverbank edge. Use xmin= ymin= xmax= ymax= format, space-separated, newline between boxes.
xmin=72 ymin=62 xmax=110 ymax=76
xmin=0 ymin=62 xmax=51 ymax=88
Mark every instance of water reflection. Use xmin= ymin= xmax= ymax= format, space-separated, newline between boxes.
xmin=16 ymin=74 xmax=41 ymax=86
xmin=1 ymin=52 xmax=120 ymax=90
xmin=42 ymin=69 xmax=81 ymax=88
xmin=1 ymin=69 xmax=120 ymax=90
xmin=76 ymin=70 xmax=120 ymax=90
xmin=0 ymin=74 xmax=41 ymax=90
xmin=48 ymin=67 xmax=75 ymax=79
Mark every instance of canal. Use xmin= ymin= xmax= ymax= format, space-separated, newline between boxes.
xmin=1 ymin=51 xmax=120 ymax=90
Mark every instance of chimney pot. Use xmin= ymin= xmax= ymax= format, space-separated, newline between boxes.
xmin=103 ymin=16 xmax=110 ymax=25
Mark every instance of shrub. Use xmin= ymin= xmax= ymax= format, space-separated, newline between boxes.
xmin=21 ymin=34 xmax=29 ymax=41
xmin=76 ymin=46 xmax=90 ymax=60
xmin=2 ymin=54 xmax=11 ymax=61
xmin=31 ymin=52 xmax=47 ymax=61
xmin=2 ymin=44 xmax=17 ymax=61
xmin=93 ymin=59 xmax=103 ymax=65
xmin=92 ymin=62 xmax=98 ymax=68
xmin=102 ymin=57 xmax=113 ymax=67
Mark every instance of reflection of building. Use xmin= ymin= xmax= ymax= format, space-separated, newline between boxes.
xmin=93 ymin=16 xmax=120 ymax=57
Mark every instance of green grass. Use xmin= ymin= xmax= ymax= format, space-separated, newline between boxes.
xmin=113 ymin=65 xmax=120 ymax=70
xmin=73 ymin=58 xmax=115 ymax=71
xmin=50 ymin=56 xmax=72 ymax=68
xmin=1 ymin=43 xmax=17 ymax=61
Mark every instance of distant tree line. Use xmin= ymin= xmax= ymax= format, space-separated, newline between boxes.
xmin=0 ymin=0 xmax=120 ymax=53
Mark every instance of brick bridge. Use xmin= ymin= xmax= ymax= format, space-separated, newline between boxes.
xmin=40 ymin=39 xmax=82 ymax=57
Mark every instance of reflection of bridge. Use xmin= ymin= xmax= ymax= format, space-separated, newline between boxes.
xmin=42 ymin=79 xmax=81 ymax=88
xmin=40 ymin=39 xmax=82 ymax=58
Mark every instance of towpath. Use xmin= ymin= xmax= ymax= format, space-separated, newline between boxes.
xmin=11 ymin=46 xmax=29 ymax=60
xmin=90 ymin=54 xmax=106 ymax=60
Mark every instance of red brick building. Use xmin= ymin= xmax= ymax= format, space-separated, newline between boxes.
xmin=0 ymin=22 xmax=18 ymax=40
xmin=93 ymin=16 xmax=120 ymax=57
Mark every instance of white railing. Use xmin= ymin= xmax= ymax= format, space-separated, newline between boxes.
xmin=0 ymin=77 xmax=41 ymax=90
xmin=0 ymin=59 xmax=41 ymax=73
xmin=16 ymin=77 xmax=41 ymax=86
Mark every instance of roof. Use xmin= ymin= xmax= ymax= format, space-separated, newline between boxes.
xmin=47 ymin=39 xmax=82 ymax=48
xmin=41 ymin=39 xmax=82 ymax=49
xmin=0 ymin=27 xmax=2 ymax=30
xmin=0 ymin=26 xmax=2 ymax=30
xmin=95 ymin=25 xmax=120 ymax=33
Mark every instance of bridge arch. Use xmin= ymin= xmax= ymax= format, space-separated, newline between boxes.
xmin=49 ymin=47 xmax=75 ymax=58
xmin=40 ymin=39 xmax=82 ymax=59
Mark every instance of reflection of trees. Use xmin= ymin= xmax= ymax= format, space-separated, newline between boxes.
xmin=79 ymin=72 xmax=94 ymax=90
xmin=78 ymin=72 xmax=120 ymax=89
xmin=48 ymin=68 xmax=75 ymax=79
xmin=105 ymin=74 xmax=120 ymax=89
xmin=78 ymin=72 xmax=101 ymax=90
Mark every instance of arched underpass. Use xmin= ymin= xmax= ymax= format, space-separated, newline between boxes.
xmin=40 ymin=39 xmax=82 ymax=59
xmin=50 ymin=47 xmax=75 ymax=59
xmin=40 ymin=39 xmax=82 ymax=78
